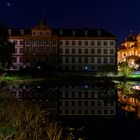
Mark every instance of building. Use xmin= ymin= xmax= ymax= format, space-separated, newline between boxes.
xmin=8 ymin=18 xmax=117 ymax=72
xmin=117 ymin=34 xmax=140 ymax=68
xmin=10 ymin=80 xmax=117 ymax=117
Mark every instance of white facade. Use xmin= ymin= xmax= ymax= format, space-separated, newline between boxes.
xmin=59 ymin=39 xmax=116 ymax=71
xmin=8 ymin=38 xmax=24 ymax=70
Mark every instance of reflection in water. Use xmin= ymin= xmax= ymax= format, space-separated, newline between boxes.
xmin=8 ymin=80 xmax=140 ymax=139
xmin=10 ymin=80 xmax=117 ymax=118
xmin=117 ymin=81 xmax=140 ymax=119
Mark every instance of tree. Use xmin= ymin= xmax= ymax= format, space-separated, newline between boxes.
xmin=0 ymin=24 xmax=15 ymax=69
xmin=118 ymin=61 xmax=134 ymax=77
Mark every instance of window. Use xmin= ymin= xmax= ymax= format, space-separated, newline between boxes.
xmin=103 ymin=41 xmax=107 ymax=45
xmin=71 ymin=101 xmax=75 ymax=106
xmin=20 ymin=48 xmax=23 ymax=53
xmin=97 ymin=101 xmax=101 ymax=106
xmin=78 ymin=41 xmax=82 ymax=45
xmin=91 ymin=101 xmax=95 ymax=106
xmin=52 ymin=40 xmax=57 ymax=45
xmin=78 ymin=57 xmax=82 ymax=63
xmin=104 ymin=49 xmax=107 ymax=54
xmin=97 ymin=110 xmax=101 ymax=114
xmin=85 ymin=49 xmax=88 ymax=54
xmin=14 ymin=41 xmax=17 ymax=45
xmin=84 ymin=101 xmax=88 ymax=106
xmin=65 ymin=41 xmax=69 ymax=45
xmin=97 ymin=49 xmax=101 ymax=54
xmin=84 ymin=91 xmax=88 ymax=98
xmin=84 ymin=57 xmax=88 ymax=63
xmin=110 ymin=110 xmax=114 ymax=114
xmin=71 ymin=91 xmax=75 ymax=97
xmin=91 ymin=49 xmax=95 ymax=54
xmin=104 ymin=110 xmax=108 ymax=114
xmin=97 ymin=58 xmax=101 ymax=63
xmin=59 ymin=41 xmax=63 ymax=45
xmin=91 ymin=57 xmax=94 ymax=63
xmin=45 ymin=40 xmax=50 ymax=45
xmin=59 ymin=101 xmax=62 ymax=106
xmin=20 ymin=41 xmax=23 ymax=45
xmin=78 ymin=91 xmax=82 ymax=97
xmin=72 ymin=57 xmax=75 ymax=63
xmin=72 ymin=41 xmax=75 ymax=45
xmin=12 ymin=57 xmax=17 ymax=63
xmin=65 ymin=57 xmax=69 ymax=63
xmin=78 ymin=101 xmax=82 ymax=106
xmin=91 ymin=41 xmax=95 ymax=45
xmin=110 ymin=49 xmax=114 ymax=54
xmin=65 ymin=48 xmax=69 ymax=54
xmin=59 ymin=49 xmax=63 ymax=54
xmin=78 ymin=49 xmax=82 ymax=54
xmin=65 ymin=110 xmax=69 ymax=114
xmin=84 ymin=110 xmax=88 ymax=114
xmin=65 ymin=91 xmax=69 ymax=98
xmin=104 ymin=57 xmax=107 ymax=63
xmin=72 ymin=66 xmax=76 ymax=70
xmin=97 ymin=41 xmax=101 ymax=45
xmin=78 ymin=110 xmax=82 ymax=114
xmin=110 ymin=57 xmax=114 ymax=63
xmin=65 ymin=101 xmax=69 ymax=106
xmin=110 ymin=41 xmax=114 ymax=45
xmin=72 ymin=110 xmax=75 ymax=114
xmin=85 ymin=41 xmax=88 ymax=45
xmin=20 ymin=57 xmax=23 ymax=63
xmin=72 ymin=49 xmax=75 ymax=54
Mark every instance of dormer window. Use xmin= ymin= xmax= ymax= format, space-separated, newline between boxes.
xmin=8 ymin=29 xmax=11 ymax=36
xmin=85 ymin=30 xmax=88 ymax=36
xmin=97 ymin=30 xmax=101 ymax=36
xmin=60 ymin=30 xmax=63 ymax=36
xmin=72 ymin=30 xmax=76 ymax=36
xmin=20 ymin=29 xmax=24 ymax=35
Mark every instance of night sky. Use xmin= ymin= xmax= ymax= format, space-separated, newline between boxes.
xmin=0 ymin=0 xmax=140 ymax=45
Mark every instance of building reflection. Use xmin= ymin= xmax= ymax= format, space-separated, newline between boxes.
xmin=10 ymin=80 xmax=117 ymax=118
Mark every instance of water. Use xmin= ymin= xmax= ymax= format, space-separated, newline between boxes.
xmin=8 ymin=79 xmax=140 ymax=139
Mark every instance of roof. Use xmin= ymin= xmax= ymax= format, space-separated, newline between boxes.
xmin=52 ymin=28 xmax=116 ymax=37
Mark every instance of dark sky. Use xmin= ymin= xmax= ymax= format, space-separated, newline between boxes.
xmin=0 ymin=0 xmax=140 ymax=45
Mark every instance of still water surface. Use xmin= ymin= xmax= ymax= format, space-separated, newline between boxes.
xmin=9 ymin=79 xmax=140 ymax=139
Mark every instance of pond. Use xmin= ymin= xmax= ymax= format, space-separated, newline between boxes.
xmin=1 ymin=78 xmax=140 ymax=140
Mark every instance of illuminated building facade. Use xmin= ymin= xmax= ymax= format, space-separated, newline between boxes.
xmin=118 ymin=34 xmax=140 ymax=67
xmin=8 ymin=18 xmax=117 ymax=72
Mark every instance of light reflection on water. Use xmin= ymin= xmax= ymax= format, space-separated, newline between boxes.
xmin=6 ymin=80 xmax=140 ymax=139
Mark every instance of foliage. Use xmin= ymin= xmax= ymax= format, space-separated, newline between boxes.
xmin=0 ymin=89 xmax=63 ymax=140
xmin=118 ymin=61 xmax=134 ymax=77
xmin=0 ymin=24 xmax=15 ymax=69
xmin=117 ymin=81 xmax=135 ymax=95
